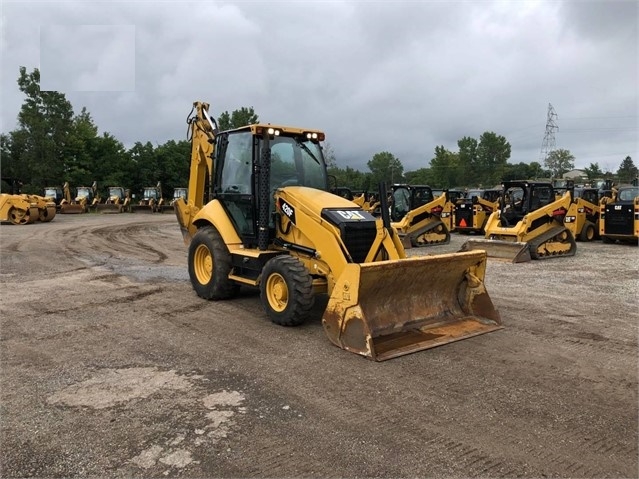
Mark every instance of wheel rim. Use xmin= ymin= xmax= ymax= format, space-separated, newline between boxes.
xmin=9 ymin=208 xmax=27 ymax=225
xmin=586 ymin=226 xmax=594 ymax=240
xmin=193 ymin=244 xmax=213 ymax=284
xmin=266 ymin=273 xmax=288 ymax=312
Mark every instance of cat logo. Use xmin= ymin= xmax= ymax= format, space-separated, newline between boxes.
xmin=336 ymin=210 xmax=366 ymax=221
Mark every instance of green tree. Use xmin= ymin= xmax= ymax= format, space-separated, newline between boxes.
xmin=217 ymin=107 xmax=259 ymax=130
xmin=154 ymin=139 xmax=191 ymax=196
xmin=476 ymin=131 xmax=511 ymax=186
xmin=6 ymin=67 xmax=75 ymax=192
xmin=583 ymin=162 xmax=604 ymax=182
xmin=457 ymin=136 xmax=478 ymax=186
xmin=404 ymin=167 xmax=433 ymax=185
xmin=544 ymin=148 xmax=575 ymax=178
xmin=429 ymin=146 xmax=458 ymax=188
xmin=616 ymin=155 xmax=638 ymax=183
xmin=64 ymin=107 xmax=100 ymax=186
xmin=367 ymin=151 xmax=403 ymax=188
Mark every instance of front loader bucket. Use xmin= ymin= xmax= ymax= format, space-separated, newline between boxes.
xmin=96 ymin=204 xmax=124 ymax=214
xmin=60 ymin=204 xmax=86 ymax=214
xmin=322 ymin=250 xmax=502 ymax=361
xmin=459 ymin=239 xmax=531 ymax=263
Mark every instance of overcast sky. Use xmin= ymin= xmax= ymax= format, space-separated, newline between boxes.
xmin=1 ymin=0 xmax=637 ymax=174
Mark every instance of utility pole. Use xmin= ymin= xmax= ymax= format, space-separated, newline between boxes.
xmin=539 ymin=103 xmax=559 ymax=164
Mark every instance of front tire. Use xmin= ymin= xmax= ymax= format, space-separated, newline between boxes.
xmin=579 ymin=221 xmax=596 ymax=242
xmin=188 ymin=226 xmax=239 ymax=300
xmin=260 ymin=255 xmax=314 ymax=326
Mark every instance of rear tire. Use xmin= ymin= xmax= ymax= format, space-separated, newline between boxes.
xmin=579 ymin=221 xmax=596 ymax=242
xmin=260 ymin=255 xmax=314 ymax=326
xmin=188 ymin=225 xmax=239 ymax=300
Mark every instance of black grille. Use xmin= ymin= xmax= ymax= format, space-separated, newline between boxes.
xmin=341 ymin=221 xmax=377 ymax=263
xmin=604 ymin=204 xmax=634 ymax=235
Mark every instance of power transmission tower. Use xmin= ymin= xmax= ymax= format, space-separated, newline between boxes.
xmin=539 ymin=103 xmax=559 ymax=163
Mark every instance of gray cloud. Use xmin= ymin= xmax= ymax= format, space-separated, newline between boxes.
xmin=1 ymin=0 xmax=637 ymax=174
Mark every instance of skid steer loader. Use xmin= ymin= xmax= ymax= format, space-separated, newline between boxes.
xmin=455 ymin=188 xmax=500 ymax=235
xmin=390 ymin=184 xmax=450 ymax=247
xmin=599 ymin=185 xmax=639 ymax=244
xmin=174 ymin=101 xmax=502 ymax=361
xmin=461 ymin=180 xmax=576 ymax=262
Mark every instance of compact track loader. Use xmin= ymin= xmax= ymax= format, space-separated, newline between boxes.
xmin=600 ymin=185 xmax=639 ymax=244
xmin=461 ymin=180 xmax=576 ymax=262
xmin=390 ymin=184 xmax=450 ymax=247
xmin=564 ymin=187 xmax=601 ymax=242
xmin=174 ymin=101 xmax=502 ymax=361
xmin=455 ymin=189 xmax=501 ymax=235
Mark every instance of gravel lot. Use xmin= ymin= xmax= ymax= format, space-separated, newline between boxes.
xmin=1 ymin=212 xmax=637 ymax=478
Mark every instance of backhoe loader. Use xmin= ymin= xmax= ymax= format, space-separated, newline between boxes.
xmin=455 ymin=188 xmax=501 ymax=235
xmin=461 ymin=180 xmax=576 ymax=262
xmin=97 ymin=186 xmax=131 ymax=213
xmin=389 ymin=184 xmax=450 ymax=247
xmin=60 ymin=182 xmax=96 ymax=213
xmin=174 ymin=101 xmax=502 ymax=361
xmin=131 ymin=182 xmax=167 ymax=213
xmin=171 ymin=187 xmax=188 ymax=205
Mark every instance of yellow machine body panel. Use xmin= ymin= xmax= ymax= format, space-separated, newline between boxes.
xmin=391 ymin=190 xmax=450 ymax=247
xmin=0 ymin=194 xmax=40 ymax=225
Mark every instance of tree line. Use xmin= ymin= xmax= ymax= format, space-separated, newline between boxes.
xmin=1 ymin=67 xmax=636 ymax=198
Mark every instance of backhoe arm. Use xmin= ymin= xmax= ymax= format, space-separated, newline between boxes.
xmin=175 ymin=101 xmax=218 ymax=242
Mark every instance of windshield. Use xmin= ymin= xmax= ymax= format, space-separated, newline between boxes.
xmin=174 ymin=189 xmax=187 ymax=199
xmin=467 ymin=190 xmax=483 ymax=198
xmin=618 ymin=187 xmax=639 ymax=201
xmin=391 ymin=187 xmax=411 ymax=221
xmin=44 ymin=188 xmax=58 ymax=197
xmin=143 ymin=188 xmax=158 ymax=199
xmin=108 ymin=187 xmax=123 ymax=198
xmin=77 ymin=187 xmax=91 ymax=198
xmin=270 ymin=136 xmax=327 ymax=191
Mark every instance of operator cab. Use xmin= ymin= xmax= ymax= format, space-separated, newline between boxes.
xmin=214 ymin=125 xmax=327 ymax=246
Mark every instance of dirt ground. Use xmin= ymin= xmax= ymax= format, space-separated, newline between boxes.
xmin=1 ymin=212 xmax=637 ymax=478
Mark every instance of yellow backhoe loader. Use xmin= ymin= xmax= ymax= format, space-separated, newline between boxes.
xmin=96 ymin=186 xmax=131 ymax=213
xmin=171 ymin=187 xmax=188 ymax=205
xmin=461 ymin=180 xmax=576 ymax=262
xmin=174 ymin=101 xmax=502 ymax=361
xmin=389 ymin=184 xmax=450 ymax=247
xmin=60 ymin=182 xmax=97 ymax=213
xmin=131 ymin=182 xmax=166 ymax=213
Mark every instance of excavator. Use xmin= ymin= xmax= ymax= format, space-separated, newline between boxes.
xmin=389 ymin=184 xmax=450 ymax=247
xmin=461 ymin=180 xmax=576 ymax=262
xmin=174 ymin=101 xmax=502 ymax=361
xmin=455 ymin=188 xmax=501 ymax=235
